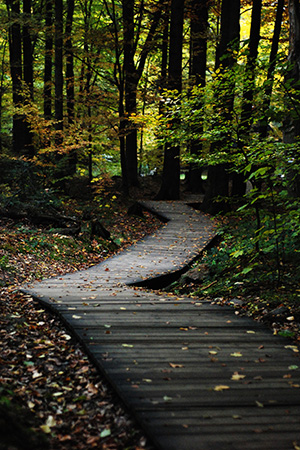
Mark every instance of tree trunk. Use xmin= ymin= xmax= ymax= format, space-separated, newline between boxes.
xmin=283 ymin=0 xmax=300 ymax=143
xmin=44 ymin=0 xmax=53 ymax=120
xmin=22 ymin=0 xmax=34 ymax=156
xmin=156 ymin=0 xmax=184 ymax=200
xmin=122 ymin=0 xmax=139 ymax=186
xmin=201 ymin=165 xmax=229 ymax=214
xmin=216 ymin=0 xmax=240 ymax=70
xmin=6 ymin=0 xmax=29 ymax=155
xmin=201 ymin=0 xmax=240 ymax=212
xmin=66 ymin=0 xmax=75 ymax=125
xmin=187 ymin=0 xmax=208 ymax=193
xmin=241 ymin=0 xmax=262 ymax=132
xmin=55 ymin=0 xmax=63 ymax=143
xmin=65 ymin=0 xmax=77 ymax=174
xmin=22 ymin=0 xmax=33 ymax=98
xmin=0 ymin=41 xmax=7 ymax=153
xmin=122 ymin=0 xmax=164 ymax=187
xmin=259 ymin=0 xmax=284 ymax=138
xmin=283 ymin=0 xmax=300 ymax=196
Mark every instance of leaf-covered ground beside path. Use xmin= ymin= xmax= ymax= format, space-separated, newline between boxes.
xmin=0 ymin=204 xmax=160 ymax=450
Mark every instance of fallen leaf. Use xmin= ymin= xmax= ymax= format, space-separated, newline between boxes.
xmin=256 ymin=401 xmax=264 ymax=408
xmin=169 ymin=362 xmax=184 ymax=368
xmin=230 ymin=352 xmax=242 ymax=357
xmin=214 ymin=385 xmax=230 ymax=391
xmin=285 ymin=345 xmax=299 ymax=353
xmin=231 ymin=372 xmax=246 ymax=381
xmin=40 ymin=425 xmax=52 ymax=434
xmin=100 ymin=428 xmax=111 ymax=438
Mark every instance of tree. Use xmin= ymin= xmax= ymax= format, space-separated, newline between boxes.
xmin=156 ymin=0 xmax=184 ymax=200
xmin=54 ymin=0 xmax=63 ymax=144
xmin=283 ymin=0 xmax=300 ymax=196
xmin=201 ymin=0 xmax=240 ymax=213
xmin=43 ymin=0 xmax=53 ymax=120
xmin=259 ymin=0 xmax=284 ymax=138
xmin=187 ymin=0 xmax=208 ymax=193
xmin=241 ymin=0 xmax=262 ymax=133
xmin=65 ymin=0 xmax=76 ymax=174
xmin=122 ymin=0 xmax=164 ymax=187
xmin=5 ymin=0 xmax=33 ymax=156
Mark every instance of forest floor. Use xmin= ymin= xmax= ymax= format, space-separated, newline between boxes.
xmin=1 ymin=175 xmax=299 ymax=450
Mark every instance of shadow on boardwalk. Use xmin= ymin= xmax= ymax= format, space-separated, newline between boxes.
xmin=22 ymin=201 xmax=300 ymax=450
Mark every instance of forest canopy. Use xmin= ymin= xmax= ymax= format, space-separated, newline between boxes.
xmin=0 ymin=0 xmax=299 ymax=205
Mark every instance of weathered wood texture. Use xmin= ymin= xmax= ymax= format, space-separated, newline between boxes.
xmin=22 ymin=201 xmax=300 ymax=450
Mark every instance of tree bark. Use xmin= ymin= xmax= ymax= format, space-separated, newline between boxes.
xmin=122 ymin=0 xmax=138 ymax=186
xmin=22 ymin=0 xmax=34 ymax=156
xmin=283 ymin=0 xmax=300 ymax=196
xmin=55 ymin=0 xmax=63 ymax=143
xmin=259 ymin=0 xmax=284 ymax=138
xmin=66 ymin=0 xmax=75 ymax=125
xmin=6 ymin=0 xmax=29 ymax=155
xmin=241 ymin=0 xmax=262 ymax=132
xmin=201 ymin=0 xmax=240 ymax=213
xmin=43 ymin=0 xmax=53 ymax=120
xmin=156 ymin=0 xmax=184 ymax=200
xmin=122 ymin=0 xmax=164 ymax=187
xmin=284 ymin=0 xmax=300 ymax=143
xmin=216 ymin=0 xmax=240 ymax=70
xmin=187 ymin=0 xmax=208 ymax=193
xmin=22 ymin=0 xmax=33 ymax=98
xmin=65 ymin=0 xmax=77 ymax=175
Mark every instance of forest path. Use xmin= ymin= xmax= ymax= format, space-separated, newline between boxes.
xmin=22 ymin=201 xmax=300 ymax=450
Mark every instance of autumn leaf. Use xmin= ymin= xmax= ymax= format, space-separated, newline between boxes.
xmin=214 ymin=385 xmax=230 ymax=391
xmin=231 ymin=372 xmax=246 ymax=381
xmin=169 ymin=362 xmax=184 ymax=368
xmin=230 ymin=352 xmax=242 ymax=357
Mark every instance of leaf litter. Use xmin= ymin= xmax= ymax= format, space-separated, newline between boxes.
xmin=0 ymin=205 xmax=161 ymax=450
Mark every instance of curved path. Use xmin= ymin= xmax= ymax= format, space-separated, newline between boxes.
xmin=22 ymin=201 xmax=300 ymax=450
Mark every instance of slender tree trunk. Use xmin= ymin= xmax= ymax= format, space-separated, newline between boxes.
xmin=23 ymin=0 xmax=33 ymax=97
xmin=44 ymin=0 xmax=53 ymax=120
xmin=187 ymin=0 xmax=208 ymax=193
xmin=159 ymin=7 xmax=169 ymax=115
xmin=65 ymin=0 xmax=77 ymax=174
xmin=123 ymin=0 xmax=139 ymax=186
xmin=259 ymin=0 xmax=284 ymax=138
xmin=156 ymin=0 xmax=184 ymax=200
xmin=241 ymin=0 xmax=262 ymax=131
xmin=6 ymin=0 xmax=28 ymax=155
xmin=283 ymin=0 xmax=300 ymax=196
xmin=0 ymin=41 xmax=7 ymax=153
xmin=66 ymin=0 xmax=75 ymax=125
xmin=283 ymin=0 xmax=300 ymax=143
xmin=22 ymin=0 xmax=34 ymax=156
xmin=122 ymin=0 xmax=164 ymax=187
xmin=201 ymin=0 xmax=240 ymax=213
xmin=55 ymin=0 xmax=63 ymax=144
xmin=216 ymin=0 xmax=240 ymax=70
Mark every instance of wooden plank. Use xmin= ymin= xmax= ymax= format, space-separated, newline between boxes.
xmin=21 ymin=201 xmax=300 ymax=450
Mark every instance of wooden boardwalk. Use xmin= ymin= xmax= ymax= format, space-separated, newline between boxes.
xmin=22 ymin=201 xmax=300 ymax=450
